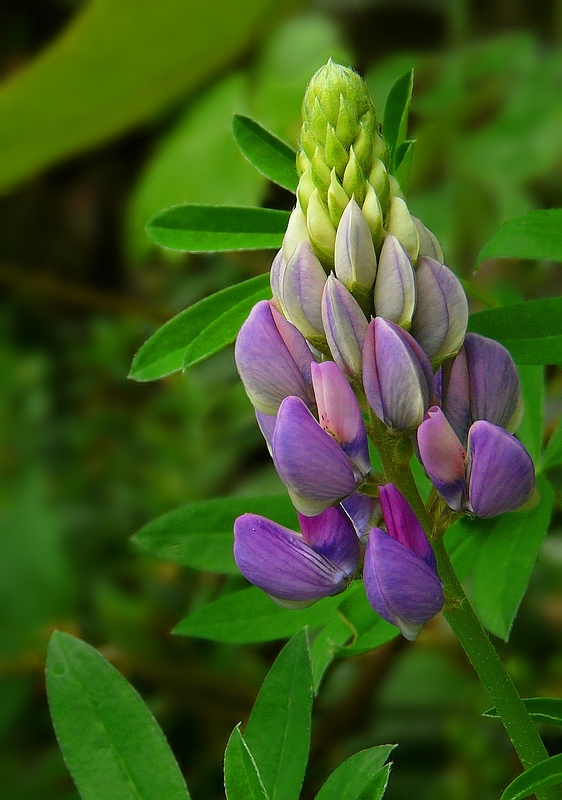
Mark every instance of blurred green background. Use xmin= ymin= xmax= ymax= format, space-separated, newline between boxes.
xmin=1 ymin=1 xmax=562 ymax=798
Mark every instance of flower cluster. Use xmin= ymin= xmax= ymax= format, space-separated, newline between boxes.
xmin=232 ymin=61 xmax=535 ymax=639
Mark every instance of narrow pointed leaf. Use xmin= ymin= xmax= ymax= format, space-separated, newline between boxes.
xmin=499 ymin=753 xmax=562 ymax=800
xmin=394 ymin=139 xmax=415 ymax=195
xmin=46 ymin=631 xmax=190 ymax=800
xmin=484 ymin=697 xmax=562 ymax=727
xmin=232 ymin=115 xmax=298 ymax=192
xmin=129 ymin=274 xmax=269 ymax=381
xmin=173 ymin=586 xmax=346 ymax=643
xmin=132 ymin=495 xmax=297 ymax=575
xmin=542 ymin=416 xmax=562 ymax=471
xmin=316 ymin=747 xmax=395 ymax=800
xmin=146 ymin=204 xmax=289 ymax=252
xmin=517 ymin=365 xmax=544 ymax=465
xmin=245 ymin=630 xmax=313 ymax=800
xmin=383 ymin=70 xmax=414 ymax=169
xmin=467 ymin=298 xmax=562 ymax=365
xmin=224 ymin=725 xmax=269 ymax=800
xmin=476 ymin=209 xmax=562 ymax=267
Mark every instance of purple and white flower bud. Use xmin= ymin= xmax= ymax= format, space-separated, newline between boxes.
xmin=363 ymin=318 xmax=434 ymax=431
xmin=363 ymin=484 xmax=443 ymax=641
xmin=334 ymin=198 xmax=377 ymax=294
xmin=412 ymin=217 xmax=444 ymax=262
xmin=417 ymin=407 xmax=466 ymax=510
xmin=272 ymin=361 xmax=370 ymax=515
xmin=279 ymin=241 xmax=327 ymax=341
xmin=235 ymin=300 xmax=316 ymax=416
xmin=282 ymin=206 xmax=309 ymax=262
xmin=410 ymin=256 xmax=468 ymax=365
xmin=270 ymin=249 xmax=286 ymax=313
xmin=373 ymin=235 xmax=416 ymax=329
xmin=322 ymin=275 xmax=368 ymax=379
xmin=233 ymin=506 xmax=359 ymax=607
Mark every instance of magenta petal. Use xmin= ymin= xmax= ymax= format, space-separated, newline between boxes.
xmin=311 ymin=361 xmax=370 ymax=476
xmin=379 ymin=484 xmax=436 ymax=568
xmin=272 ymin=396 xmax=358 ymax=514
xmin=466 ymin=421 xmax=535 ymax=517
xmin=298 ymin=506 xmax=360 ymax=573
xmin=364 ymin=527 xmax=444 ymax=641
xmin=417 ymin=407 xmax=466 ymax=510
xmin=234 ymin=514 xmax=349 ymax=602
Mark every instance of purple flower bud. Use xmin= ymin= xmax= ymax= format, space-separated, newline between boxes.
xmin=279 ymin=241 xmax=327 ymax=340
xmin=255 ymin=410 xmax=276 ymax=454
xmin=417 ymin=406 xmax=466 ymax=510
xmin=373 ymin=235 xmax=416 ymax=329
xmin=466 ymin=421 xmax=535 ymax=518
xmin=363 ymin=318 xmax=434 ymax=430
xmin=363 ymin=484 xmax=443 ymax=641
xmin=410 ymin=256 xmax=468 ymax=364
xmin=269 ymin=249 xmax=286 ymax=313
xmin=272 ymin=361 xmax=370 ymax=515
xmin=233 ymin=506 xmax=359 ymax=606
xmin=334 ymin=198 xmax=377 ymax=293
xmin=322 ymin=274 xmax=368 ymax=378
xmin=341 ymin=492 xmax=381 ymax=542
xmin=412 ymin=216 xmax=444 ymax=262
xmin=235 ymin=300 xmax=317 ymax=416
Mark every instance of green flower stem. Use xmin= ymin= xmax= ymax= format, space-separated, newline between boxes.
xmin=367 ymin=413 xmax=561 ymax=800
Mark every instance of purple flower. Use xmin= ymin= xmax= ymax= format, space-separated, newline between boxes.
xmin=363 ymin=484 xmax=443 ymax=641
xmin=235 ymin=300 xmax=317 ymax=415
xmin=334 ymin=198 xmax=377 ymax=294
xmin=322 ymin=274 xmax=368 ymax=379
xmin=272 ymin=361 xmax=370 ymax=515
xmin=373 ymin=234 xmax=416 ymax=329
xmin=233 ymin=506 xmax=360 ymax=607
xmin=363 ymin=317 xmax=434 ymax=430
xmin=274 ymin=240 xmax=327 ymax=341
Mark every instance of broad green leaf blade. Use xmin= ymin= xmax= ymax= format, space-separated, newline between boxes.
xmin=232 ymin=115 xmax=298 ymax=192
xmin=173 ymin=586 xmax=345 ymax=643
xmin=0 ymin=0 xmax=280 ymax=191
xmin=471 ymin=476 xmax=554 ymax=640
xmin=310 ymin=616 xmax=352 ymax=694
xmin=129 ymin=274 xmax=270 ymax=381
xmin=517 ymin=365 xmax=544 ymax=465
xmin=382 ymin=70 xmax=414 ymax=169
xmin=46 ymin=631 xmax=190 ymax=800
xmin=224 ymin=725 xmax=269 ymax=800
xmin=132 ymin=495 xmax=297 ymax=575
xmin=499 ymin=753 xmax=562 ymax=800
xmin=476 ymin=209 xmax=562 ymax=267
xmin=183 ymin=288 xmax=271 ymax=369
xmin=357 ymin=764 xmax=391 ymax=800
xmin=336 ymin=618 xmax=399 ymax=659
xmin=393 ymin=139 xmax=416 ymax=195
xmin=146 ymin=204 xmax=289 ymax=253
xmin=316 ymin=747 xmax=395 ymax=800
xmin=484 ymin=697 xmax=562 ymax=727
xmin=245 ymin=630 xmax=313 ymax=800
xmin=542 ymin=416 xmax=562 ymax=471
xmin=467 ymin=298 xmax=562 ymax=365
xmin=334 ymin=582 xmax=399 ymax=657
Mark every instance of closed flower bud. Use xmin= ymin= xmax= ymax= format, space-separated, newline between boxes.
xmin=386 ymin=196 xmax=420 ymax=264
xmin=279 ymin=241 xmax=326 ymax=342
xmin=282 ymin=206 xmax=309 ymax=262
xmin=334 ymin=198 xmax=377 ymax=294
xmin=327 ymin=169 xmax=350 ymax=227
xmin=307 ymin=188 xmax=336 ymax=266
xmin=417 ymin=407 xmax=466 ymax=510
xmin=361 ymin=184 xmax=385 ymax=249
xmin=322 ymin=275 xmax=368 ymax=378
xmin=413 ymin=217 xmax=444 ymax=262
xmin=363 ymin=318 xmax=434 ymax=431
xmin=373 ymin=234 xmax=416 ymax=329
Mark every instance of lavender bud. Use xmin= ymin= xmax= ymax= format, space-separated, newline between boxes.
xmin=322 ymin=275 xmax=368 ymax=379
xmin=334 ymin=198 xmax=377 ymax=294
xmin=373 ymin=234 xmax=416 ymax=329
xmin=279 ymin=240 xmax=327 ymax=342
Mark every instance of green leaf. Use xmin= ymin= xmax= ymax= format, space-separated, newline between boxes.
xmin=46 ymin=631 xmax=190 ymax=800
xmin=316 ymin=747 xmax=395 ymax=800
xmin=393 ymin=139 xmax=416 ymax=195
xmin=517 ymin=365 xmax=544 ymax=466
xmin=146 ymin=204 xmax=289 ymax=253
xmin=245 ymin=630 xmax=313 ymax=800
xmin=132 ymin=495 xmax=297 ymax=575
xmin=183 ymin=288 xmax=271 ymax=369
xmin=499 ymin=753 xmax=562 ymax=800
xmin=129 ymin=274 xmax=270 ymax=382
xmin=484 ymin=697 xmax=562 ymax=727
xmin=335 ymin=582 xmax=399 ymax=658
xmin=476 ymin=209 xmax=562 ymax=267
xmin=224 ymin=725 xmax=269 ymax=800
xmin=382 ymin=70 xmax=414 ymax=169
xmin=310 ymin=616 xmax=352 ymax=694
xmin=0 ymin=0 xmax=281 ymax=191
xmin=173 ymin=586 xmax=346 ymax=643
xmin=470 ymin=476 xmax=554 ymax=640
xmin=232 ymin=115 xmax=298 ymax=193
xmin=467 ymin=298 xmax=562 ymax=365
xmin=542 ymin=416 xmax=562 ymax=472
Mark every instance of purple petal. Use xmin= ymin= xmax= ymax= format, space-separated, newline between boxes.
xmin=281 ymin=240 xmax=327 ymax=339
xmin=269 ymin=249 xmax=287 ymax=312
xmin=412 ymin=216 xmax=444 ymax=261
xmin=417 ymin=407 xmax=466 ymax=510
xmin=298 ymin=506 xmax=360 ymax=573
xmin=272 ymin=396 xmax=358 ymax=515
xmin=441 ymin=346 xmax=471 ymax=446
xmin=234 ymin=514 xmax=349 ymax=603
xmin=364 ymin=527 xmax=444 ymax=641
xmin=341 ymin=492 xmax=382 ymax=542
xmin=334 ymin=198 xmax=377 ymax=292
xmin=373 ymin=234 xmax=416 ymax=328
xmin=322 ymin=274 xmax=368 ymax=379
xmin=379 ymin=484 xmax=436 ymax=568
xmin=311 ymin=361 xmax=370 ymax=476
xmin=255 ymin=410 xmax=276 ymax=454
xmin=235 ymin=300 xmax=316 ymax=415
xmin=466 ymin=421 xmax=535 ymax=517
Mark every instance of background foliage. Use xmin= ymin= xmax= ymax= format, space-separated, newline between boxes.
xmin=1 ymin=1 xmax=562 ymax=798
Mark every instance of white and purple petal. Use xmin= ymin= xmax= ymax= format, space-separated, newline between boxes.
xmin=322 ymin=274 xmax=368 ymax=379
xmin=373 ymin=234 xmax=416 ymax=329
xmin=417 ymin=407 xmax=466 ymax=510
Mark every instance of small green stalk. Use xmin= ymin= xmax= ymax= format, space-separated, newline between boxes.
xmin=367 ymin=413 xmax=561 ymax=800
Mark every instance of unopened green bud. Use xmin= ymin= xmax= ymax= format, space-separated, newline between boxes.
xmin=342 ymin=147 xmax=366 ymax=206
xmin=386 ymin=196 xmax=420 ymax=265
xmin=361 ymin=184 xmax=384 ymax=249
xmin=307 ymin=188 xmax=336 ymax=266
xmin=327 ymin=169 xmax=350 ymax=228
